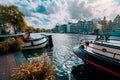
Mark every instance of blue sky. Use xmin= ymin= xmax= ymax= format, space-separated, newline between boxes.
xmin=0 ymin=0 xmax=120 ymax=29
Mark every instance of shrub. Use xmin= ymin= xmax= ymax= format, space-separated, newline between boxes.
xmin=16 ymin=37 xmax=23 ymax=51
xmin=0 ymin=42 xmax=9 ymax=53
xmin=0 ymin=39 xmax=10 ymax=53
xmin=0 ymin=37 xmax=23 ymax=54
xmin=11 ymin=54 xmax=56 ymax=80
xmin=7 ymin=38 xmax=23 ymax=52
xmin=0 ymin=27 xmax=6 ymax=35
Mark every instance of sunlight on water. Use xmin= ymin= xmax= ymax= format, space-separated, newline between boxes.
xmin=51 ymin=33 xmax=85 ymax=80
xmin=26 ymin=33 xmax=120 ymax=80
xmin=28 ymin=33 xmax=96 ymax=80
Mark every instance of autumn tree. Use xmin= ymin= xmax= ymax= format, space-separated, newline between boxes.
xmin=36 ymin=28 xmax=43 ymax=32
xmin=0 ymin=5 xmax=27 ymax=34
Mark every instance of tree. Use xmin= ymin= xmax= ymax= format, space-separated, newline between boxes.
xmin=36 ymin=28 xmax=43 ymax=32
xmin=0 ymin=5 xmax=27 ymax=34
xmin=0 ymin=5 xmax=8 ymax=30
xmin=8 ymin=5 xmax=27 ymax=32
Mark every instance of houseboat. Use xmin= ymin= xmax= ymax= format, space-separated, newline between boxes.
xmin=22 ymin=33 xmax=48 ymax=50
xmin=73 ymin=39 xmax=120 ymax=78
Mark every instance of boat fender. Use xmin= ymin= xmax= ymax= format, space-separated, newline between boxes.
xmin=79 ymin=45 xmax=85 ymax=49
xmin=102 ymin=48 xmax=107 ymax=52
xmin=90 ymin=41 xmax=93 ymax=43
xmin=85 ymin=41 xmax=89 ymax=46
xmin=31 ymin=41 xmax=34 ymax=46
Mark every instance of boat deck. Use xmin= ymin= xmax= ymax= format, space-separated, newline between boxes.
xmin=85 ymin=43 xmax=120 ymax=61
xmin=22 ymin=36 xmax=48 ymax=50
xmin=95 ymin=40 xmax=120 ymax=48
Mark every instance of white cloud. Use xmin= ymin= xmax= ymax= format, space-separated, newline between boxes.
xmin=0 ymin=0 xmax=120 ymax=29
xmin=90 ymin=0 xmax=120 ymax=20
xmin=67 ymin=0 xmax=93 ymax=19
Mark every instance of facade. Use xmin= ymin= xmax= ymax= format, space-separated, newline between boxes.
xmin=86 ymin=21 xmax=94 ymax=34
xmin=54 ymin=20 xmax=94 ymax=34
xmin=99 ymin=16 xmax=113 ymax=32
xmin=77 ymin=20 xmax=84 ymax=34
xmin=53 ymin=15 xmax=120 ymax=34
xmin=61 ymin=24 xmax=67 ymax=33
xmin=70 ymin=23 xmax=79 ymax=33
xmin=77 ymin=20 xmax=94 ymax=34
xmin=6 ymin=23 xmax=15 ymax=34
xmin=100 ymin=16 xmax=107 ymax=32
xmin=54 ymin=24 xmax=67 ymax=33
xmin=66 ymin=22 xmax=72 ymax=33
xmin=107 ymin=20 xmax=113 ymax=32
xmin=113 ymin=15 xmax=120 ymax=31
xmin=0 ymin=23 xmax=15 ymax=34
xmin=99 ymin=15 xmax=120 ymax=32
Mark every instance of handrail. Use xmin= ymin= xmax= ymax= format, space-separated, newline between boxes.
xmin=88 ymin=45 xmax=120 ymax=62
xmin=23 ymin=35 xmax=47 ymax=42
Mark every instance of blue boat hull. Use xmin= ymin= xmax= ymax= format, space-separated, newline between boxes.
xmin=73 ymin=49 xmax=120 ymax=78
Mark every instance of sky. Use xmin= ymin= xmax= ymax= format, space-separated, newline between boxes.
xmin=0 ymin=0 xmax=120 ymax=29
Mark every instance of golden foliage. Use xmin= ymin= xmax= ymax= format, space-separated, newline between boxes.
xmin=0 ymin=5 xmax=27 ymax=32
xmin=36 ymin=28 xmax=43 ymax=32
xmin=11 ymin=54 xmax=56 ymax=80
xmin=0 ymin=37 xmax=23 ymax=53
xmin=16 ymin=37 xmax=23 ymax=51
xmin=26 ymin=26 xmax=43 ymax=32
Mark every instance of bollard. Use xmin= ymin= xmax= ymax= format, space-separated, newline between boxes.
xmin=47 ymin=35 xmax=53 ymax=50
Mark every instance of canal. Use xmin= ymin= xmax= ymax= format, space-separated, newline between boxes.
xmin=23 ymin=33 xmax=120 ymax=80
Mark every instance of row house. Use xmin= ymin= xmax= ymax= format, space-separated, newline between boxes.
xmin=113 ymin=14 xmax=120 ymax=31
xmin=99 ymin=15 xmax=120 ymax=32
xmin=54 ymin=24 xmax=67 ymax=33
xmin=54 ymin=20 xmax=94 ymax=34
xmin=77 ymin=20 xmax=94 ymax=34
xmin=70 ymin=23 xmax=79 ymax=33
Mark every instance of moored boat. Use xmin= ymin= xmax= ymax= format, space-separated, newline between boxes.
xmin=22 ymin=34 xmax=48 ymax=50
xmin=73 ymin=39 xmax=120 ymax=78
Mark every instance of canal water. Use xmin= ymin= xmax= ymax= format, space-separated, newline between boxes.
xmin=23 ymin=33 xmax=120 ymax=80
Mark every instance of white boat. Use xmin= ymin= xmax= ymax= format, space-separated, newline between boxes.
xmin=22 ymin=34 xmax=48 ymax=50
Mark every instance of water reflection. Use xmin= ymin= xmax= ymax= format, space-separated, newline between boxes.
xmin=51 ymin=33 xmax=85 ymax=80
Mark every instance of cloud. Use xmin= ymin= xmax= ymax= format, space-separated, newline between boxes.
xmin=90 ymin=0 xmax=120 ymax=20
xmin=67 ymin=0 xmax=93 ymax=19
xmin=0 ymin=0 xmax=120 ymax=29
